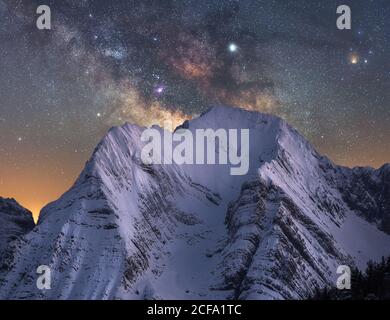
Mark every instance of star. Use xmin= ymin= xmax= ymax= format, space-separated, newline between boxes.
xmin=350 ymin=54 xmax=359 ymax=65
xmin=154 ymin=85 xmax=165 ymax=94
xmin=228 ymin=43 xmax=238 ymax=53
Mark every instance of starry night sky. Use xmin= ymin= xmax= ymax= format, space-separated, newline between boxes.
xmin=0 ymin=0 xmax=389 ymax=218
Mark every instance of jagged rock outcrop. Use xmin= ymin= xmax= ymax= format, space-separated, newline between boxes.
xmin=0 ymin=198 xmax=34 ymax=257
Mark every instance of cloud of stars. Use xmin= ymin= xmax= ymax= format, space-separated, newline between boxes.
xmin=0 ymin=0 xmax=389 ymax=218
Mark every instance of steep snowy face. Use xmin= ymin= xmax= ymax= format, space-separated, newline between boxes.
xmin=0 ymin=123 xmax=221 ymax=299
xmin=0 ymin=106 xmax=389 ymax=300
xmin=336 ymin=164 xmax=390 ymax=233
xmin=0 ymin=198 xmax=34 ymax=257
xmin=213 ymin=108 xmax=390 ymax=299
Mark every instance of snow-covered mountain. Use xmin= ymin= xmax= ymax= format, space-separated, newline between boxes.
xmin=1 ymin=106 xmax=389 ymax=300
xmin=0 ymin=198 xmax=34 ymax=257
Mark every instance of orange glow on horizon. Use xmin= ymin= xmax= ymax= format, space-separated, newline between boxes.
xmin=0 ymin=148 xmax=85 ymax=223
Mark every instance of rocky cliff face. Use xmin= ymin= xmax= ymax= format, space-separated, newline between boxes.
xmin=0 ymin=198 xmax=34 ymax=257
xmin=337 ymin=165 xmax=390 ymax=233
xmin=0 ymin=106 xmax=389 ymax=300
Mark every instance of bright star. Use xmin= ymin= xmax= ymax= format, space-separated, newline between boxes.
xmin=155 ymin=85 xmax=165 ymax=94
xmin=228 ymin=43 xmax=238 ymax=53
xmin=350 ymin=54 xmax=359 ymax=65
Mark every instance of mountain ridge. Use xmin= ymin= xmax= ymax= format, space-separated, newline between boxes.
xmin=1 ymin=106 xmax=389 ymax=300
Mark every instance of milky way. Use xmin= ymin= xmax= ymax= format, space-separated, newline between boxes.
xmin=0 ymin=0 xmax=389 ymax=218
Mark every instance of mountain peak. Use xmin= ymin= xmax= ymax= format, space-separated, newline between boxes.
xmin=0 ymin=197 xmax=32 ymax=217
xmin=2 ymin=106 xmax=389 ymax=300
xmin=189 ymin=105 xmax=283 ymax=128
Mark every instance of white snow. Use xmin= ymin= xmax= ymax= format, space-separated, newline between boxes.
xmin=1 ymin=106 xmax=389 ymax=300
